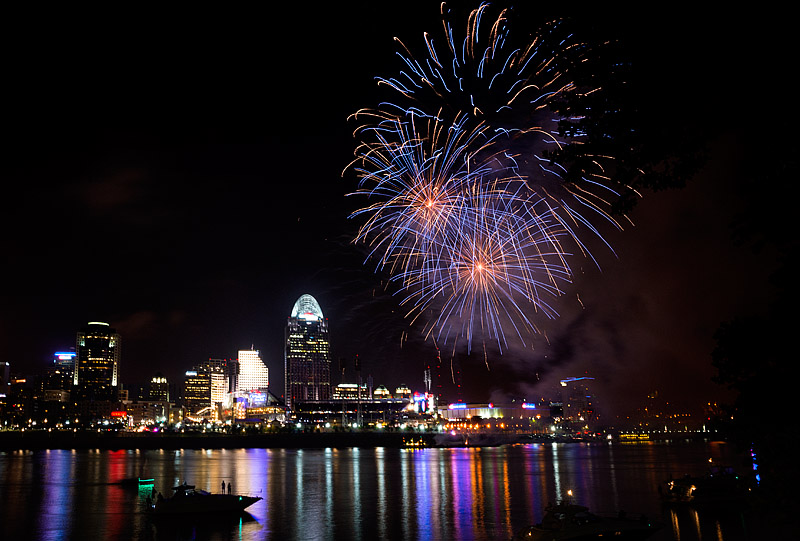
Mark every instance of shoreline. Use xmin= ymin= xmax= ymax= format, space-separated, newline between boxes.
xmin=0 ymin=430 xmax=716 ymax=451
xmin=0 ymin=430 xmax=433 ymax=450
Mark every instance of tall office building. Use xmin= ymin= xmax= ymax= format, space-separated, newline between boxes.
xmin=74 ymin=322 xmax=120 ymax=401
xmin=149 ymin=372 xmax=169 ymax=401
xmin=285 ymin=294 xmax=330 ymax=409
xmin=45 ymin=351 xmax=76 ymax=392
xmin=0 ymin=361 xmax=9 ymax=398
xmin=184 ymin=370 xmax=211 ymax=414
xmin=560 ymin=376 xmax=596 ymax=424
xmin=196 ymin=359 xmax=228 ymax=407
xmin=237 ymin=349 xmax=269 ymax=394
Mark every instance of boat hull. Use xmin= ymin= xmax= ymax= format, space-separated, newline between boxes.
xmin=149 ymin=494 xmax=262 ymax=515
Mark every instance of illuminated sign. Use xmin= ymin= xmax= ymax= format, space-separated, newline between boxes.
xmin=248 ymin=391 xmax=267 ymax=407
xmin=110 ymin=411 xmax=127 ymax=418
xmin=449 ymin=403 xmax=467 ymax=410
xmin=185 ymin=371 xmax=198 ymax=376
xmin=55 ymin=352 xmax=76 ymax=361
xmin=522 ymin=403 xmax=536 ymax=409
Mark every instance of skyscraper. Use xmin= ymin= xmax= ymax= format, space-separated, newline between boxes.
xmin=183 ymin=370 xmax=211 ymax=414
xmin=285 ymin=294 xmax=330 ymax=409
xmin=149 ymin=372 xmax=169 ymax=401
xmin=196 ymin=359 xmax=228 ymax=408
xmin=237 ymin=349 xmax=269 ymax=394
xmin=560 ymin=376 xmax=596 ymax=425
xmin=74 ymin=322 xmax=120 ymax=401
xmin=46 ymin=351 xmax=76 ymax=392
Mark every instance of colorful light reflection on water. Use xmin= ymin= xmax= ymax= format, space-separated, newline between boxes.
xmin=0 ymin=441 xmax=755 ymax=540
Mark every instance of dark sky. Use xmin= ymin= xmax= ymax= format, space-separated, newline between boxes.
xmin=1 ymin=5 xmax=792 ymax=419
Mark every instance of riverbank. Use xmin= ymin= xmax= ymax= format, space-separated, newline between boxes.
xmin=0 ymin=430 xmax=436 ymax=450
xmin=0 ymin=430 xmax=717 ymax=450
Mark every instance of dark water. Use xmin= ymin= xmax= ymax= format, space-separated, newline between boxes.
xmin=0 ymin=440 xmax=758 ymax=540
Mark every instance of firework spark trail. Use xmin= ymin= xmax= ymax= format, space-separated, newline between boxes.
xmin=346 ymin=2 xmax=626 ymax=353
xmin=394 ymin=178 xmax=573 ymax=350
xmin=347 ymin=112 xmax=514 ymax=284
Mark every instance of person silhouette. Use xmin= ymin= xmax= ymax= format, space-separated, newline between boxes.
xmin=227 ymin=482 xmax=231 ymax=494
xmin=221 ymin=480 xmax=225 ymax=493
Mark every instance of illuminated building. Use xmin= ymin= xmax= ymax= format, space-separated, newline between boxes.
xmin=394 ymin=384 xmax=412 ymax=400
xmin=222 ymin=357 xmax=238 ymax=405
xmin=149 ymin=373 xmax=169 ymax=401
xmin=373 ymin=385 xmax=391 ymax=399
xmin=560 ymin=376 xmax=596 ymax=425
xmin=183 ymin=370 xmax=211 ymax=414
xmin=285 ymin=294 xmax=331 ymax=409
xmin=237 ymin=349 xmax=269 ymax=394
xmin=195 ymin=359 xmax=228 ymax=407
xmin=291 ymin=398 xmax=408 ymax=426
xmin=440 ymin=402 xmax=541 ymax=419
xmin=332 ymin=382 xmax=367 ymax=400
xmin=74 ymin=322 xmax=121 ymax=401
xmin=0 ymin=361 xmax=9 ymax=398
xmin=45 ymin=351 xmax=75 ymax=392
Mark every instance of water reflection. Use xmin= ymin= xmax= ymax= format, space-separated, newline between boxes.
xmin=0 ymin=442 xmax=759 ymax=540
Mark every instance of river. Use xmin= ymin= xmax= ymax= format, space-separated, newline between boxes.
xmin=0 ymin=439 xmax=760 ymax=540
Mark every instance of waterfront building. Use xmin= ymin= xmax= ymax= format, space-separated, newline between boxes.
xmin=237 ymin=349 xmax=269 ymax=394
xmin=395 ymin=384 xmax=412 ymax=400
xmin=149 ymin=373 xmax=169 ymax=401
xmin=439 ymin=402 xmax=546 ymax=433
xmin=74 ymin=322 xmax=120 ymax=401
xmin=332 ymin=382 xmax=367 ymax=400
xmin=223 ymin=358 xmax=238 ymax=402
xmin=125 ymin=400 xmax=173 ymax=425
xmin=292 ymin=398 xmax=408 ymax=427
xmin=285 ymin=294 xmax=331 ymax=410
xmin=560 ymin=376 xmax=596 ymax=426
xmin=183 ymin=370 xmax=211 ymax=415
xmin=195 ymin=359 xmax=228 ymax=408
xmin=0 ymin=361 xmax=9 ymax=398
xmin=46 ymin=351 xmax=75 ymax=392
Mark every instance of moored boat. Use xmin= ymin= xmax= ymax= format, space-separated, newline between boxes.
xmin=660 ymin=467 xmax=751 ymax=507
xmin=118 ymin=476 xmax=155 ymax=488
xmin=147 ymin=482 xmax=262 ymax=515
xmin=514 ymin=493 xmax=661 ymax=540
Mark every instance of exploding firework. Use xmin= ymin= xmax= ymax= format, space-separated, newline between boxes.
xmin=346 ymin=3 xmax=627 ymax=352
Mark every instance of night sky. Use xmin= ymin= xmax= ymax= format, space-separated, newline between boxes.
xmin=2 ymin=4 xmax=793 ymax=419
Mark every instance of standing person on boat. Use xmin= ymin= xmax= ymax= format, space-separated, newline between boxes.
xmin=221 ymin=480 xmax=225 ymax=494
xmin=227 ymin=482 xmax=231 ymax=494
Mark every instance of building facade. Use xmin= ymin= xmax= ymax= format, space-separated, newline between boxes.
xmin=284 ymin=294 xmax=331 ymax=410
xmin=195 ymin=359 xmax=228 ymax=408
xmin=183 ymin=370 xmax=211 ymax=415
xmin=560 ymin=376 xmax=596 ymax=426
xmin=74 ymin=322 xmax=120 ymax=401
xmin=236 ymin=350 xmax=268 ymax=395
xmin=149 ymin=373 xmax=169 ymax=402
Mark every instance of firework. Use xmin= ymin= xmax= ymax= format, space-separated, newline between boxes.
xmin=347 ymin=3 xmax=625 ymax=352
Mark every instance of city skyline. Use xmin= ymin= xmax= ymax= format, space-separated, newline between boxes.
xmin=1 ymin=5 xmax=792 ymax=419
